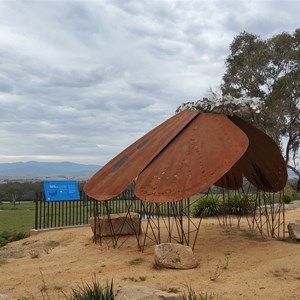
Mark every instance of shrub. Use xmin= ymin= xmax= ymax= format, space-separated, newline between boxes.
xmin=224 ymin=194 xmax=254 ymax=215
xmin=66 ymin=278 xmax=114 ymax=300
xmin=282 ymin=194 xmax=292 ymax=204
xmin=284 ymin=184 xmax=296 ymax=202
xmin=192 ymin=196 xmax=222 ymax=217
xmin=192 ymin=194 xmax=257 ymax=218
xmin=0 ymin=230 xmax=29 ymax=248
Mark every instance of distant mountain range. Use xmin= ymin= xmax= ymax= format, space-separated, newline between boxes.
xmin=0 ymin=161 xmax=297 ymax=181
xmin=0 ymin=161 xmax=101 ymax=177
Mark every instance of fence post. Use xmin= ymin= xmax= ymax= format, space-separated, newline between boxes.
xmin=34 ymin=192 xmax=38 ymax=229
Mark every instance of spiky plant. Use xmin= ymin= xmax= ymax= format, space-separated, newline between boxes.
xmin=67 ymin=278 xmax=114 ymax=300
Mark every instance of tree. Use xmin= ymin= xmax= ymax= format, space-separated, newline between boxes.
xmin=5 ymin=183 xmax=23 ymax=206
xmin=222 ymin=29 xmax=300 ymax=190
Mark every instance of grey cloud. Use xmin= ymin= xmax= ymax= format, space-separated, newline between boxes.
xmin=0 ymin=81 xmax=13 ymax=93
xmin=0 ymin=0 xmax=298 ymax=165
xmin=222 ymin=0 xmax=300 ymax=38
xmin=45 ymin=67 xmax=122 ymax=88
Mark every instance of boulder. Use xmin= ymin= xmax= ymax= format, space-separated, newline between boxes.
xmin=90 ymin=213 xmax=141 ymax=237
xmin=0 ymin=295 xmax=10 ymax=300
xmin=154 ymin=243 xmax=198 ymax=269
xmin=287 ymin=221 xmax=300 ymax=240
xmin=115 ymin=285 xmax=180 ymax=300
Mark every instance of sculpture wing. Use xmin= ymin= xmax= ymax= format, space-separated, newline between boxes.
xmin=229 ymin=115 xmax=287 ymax=192
xmin=214 ymin=164 xmax=243 ymax=190
xmin=84 ymin=110 xmax=199 ymax=200
xmin=135 ymin=113 xmax=249 ymax=202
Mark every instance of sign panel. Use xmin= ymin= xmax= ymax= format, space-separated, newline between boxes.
xmin=43 ymin=180 xmax=80 ymax=201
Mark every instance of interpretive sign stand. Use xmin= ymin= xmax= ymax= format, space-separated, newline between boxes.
xmin=43 ymin=180 xmax=80 ymax=201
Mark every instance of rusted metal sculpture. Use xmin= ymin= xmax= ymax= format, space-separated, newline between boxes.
xmin=84 ymin=110 xmax=287 ymax=249
xmin=84 ymin=111 xmax=287 ymax=200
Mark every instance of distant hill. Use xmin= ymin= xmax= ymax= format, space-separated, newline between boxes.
xmin=0 ymin=161 xmax=101 ymax=177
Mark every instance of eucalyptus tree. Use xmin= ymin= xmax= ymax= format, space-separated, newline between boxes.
xmin=222 ymin=29 xmax=300 ymax=189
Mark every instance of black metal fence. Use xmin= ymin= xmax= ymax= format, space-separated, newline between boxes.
xmin=35 ymin=191 xmax=94 ymax=229
xmin=34 ymin=190 xmax=191 ymax=230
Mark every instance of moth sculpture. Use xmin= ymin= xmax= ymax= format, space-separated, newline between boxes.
xmin=84 ymin=97 xmax=287 ymax=202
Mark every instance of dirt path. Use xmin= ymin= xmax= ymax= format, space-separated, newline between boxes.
xmin=0 ymin=208 xmax=300 ymax=299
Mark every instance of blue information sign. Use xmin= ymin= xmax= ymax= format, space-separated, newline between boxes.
xmin=43 ymin=180 xmax=80 ymax=201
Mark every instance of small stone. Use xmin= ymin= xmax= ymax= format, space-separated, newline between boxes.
xmin=154 ymin=243 xmax=198 ymax=269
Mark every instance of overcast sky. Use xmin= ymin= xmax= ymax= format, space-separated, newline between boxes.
xmin=0 ymin=0 xmax=299 ymax=166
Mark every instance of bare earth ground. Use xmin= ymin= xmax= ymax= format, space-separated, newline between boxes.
xmin=1 ymin=208 xmax=300 ymax=300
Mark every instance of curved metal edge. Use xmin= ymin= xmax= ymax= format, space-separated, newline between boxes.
xmin=229 ymin=115 xmax=287 ymax=192
xmin=84 ymin=110 xmax=199 ymax=200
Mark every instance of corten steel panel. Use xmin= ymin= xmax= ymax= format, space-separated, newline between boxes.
xmin=214 ymin=164 xmax=243 ymax=190
xmin=84 ymin=110 xmax=199 ymax=200
xmin=135 ymin=113 xmax=249 ymax=202
xmin=229 ymin=115 xmax=287 ymax=192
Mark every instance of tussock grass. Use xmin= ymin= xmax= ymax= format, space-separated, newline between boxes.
xmin=180 ymin=285 xmax=214 ymax=300
xmin=66 ymin=278 xmax=114 ymax=300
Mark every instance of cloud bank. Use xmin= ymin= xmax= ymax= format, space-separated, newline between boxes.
xmin=0 ymin=0 xmax=299 ymax=164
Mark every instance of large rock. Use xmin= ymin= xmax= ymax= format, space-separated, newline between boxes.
xmin=115 ymin=285 xmax=180 ymax=300
xmin=90 ymin=213 xmax=141 ymax=237
xmin=154 ymin=243 xmax=198 ymax=269
xmin=287 ymin=221 xmax=300 ymax=240
xmin=0 ymin=295 xmax=10 ymax=300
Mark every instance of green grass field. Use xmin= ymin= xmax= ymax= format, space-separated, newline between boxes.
xmin=0 ymin=202 xmax=35 ymax=232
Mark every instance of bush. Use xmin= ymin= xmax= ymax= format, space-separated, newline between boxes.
xmin=284 ymin=184 xmax=296 ymax=202
xmin=192 ymin=194 xmax=257 ymax=218
xmin=283 ymin=194 xmax=292 ymax=204
xmin=192 ymin=196 xmax=222 ymax=217
xmin=224 ymin=194 xmax=254 ymax=215
xmin=0 ymin=230 xmax=29 ymax=248
xmin=66 ymin=278 xmax=114 ymax=300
